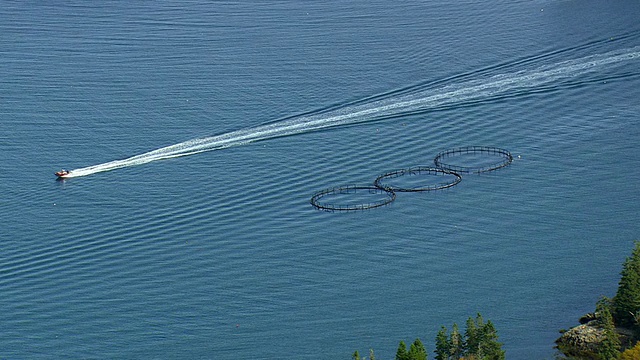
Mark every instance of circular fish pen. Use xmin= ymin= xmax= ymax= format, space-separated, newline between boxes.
xmin=373 ymin=167 xmax=461 ymax=192
xmin=433 ymin=146 xmax=513 ymax=173
xmin=310 ymin=185 xmax=396 ymax=212
xmin=310 ymin=146 xmax=513 ymax=212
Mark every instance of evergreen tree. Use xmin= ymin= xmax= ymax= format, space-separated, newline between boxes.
xmin=457 ymin=313 xmax=505 ymax=360
xmin=352 ymin=348 xmax=375 ymax=360
xmin=396 ymin=340 xmax=410 ymax=360
xmin=464 ymin=314 xmax=482 ymax=355
xmin=614 ymin=241 xmax=640 ymax=326
xmin=596 ymin=297 xmax=621 ymax=360
xmin=476 ymin=320 xmax=505 ymax=360
xmin=450 ymin=323 xmax=463 ymax=359
xmin=408 ymin=338 xmax=427 ymax=360
xmin=354 ymin=314 xmax=504 ymax=360
xmin=435 ymin=326 xmax=451 ymax=360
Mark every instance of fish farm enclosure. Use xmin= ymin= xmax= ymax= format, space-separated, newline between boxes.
xmin=311 ymin=146 xmax=513 ymax=212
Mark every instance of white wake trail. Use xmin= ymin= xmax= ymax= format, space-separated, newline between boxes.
xmin=64 ymin=46 xmax=640 ymax=178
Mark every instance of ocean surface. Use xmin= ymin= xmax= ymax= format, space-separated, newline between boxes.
xmin=2 ymin=1 xmax=640 ymax=359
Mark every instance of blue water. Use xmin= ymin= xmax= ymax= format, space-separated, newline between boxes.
xmin=2 ymin=1 xmax=640 ymax=359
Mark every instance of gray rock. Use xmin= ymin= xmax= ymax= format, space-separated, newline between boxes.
xmin=555 ymin=324 xmax=605 ymax=358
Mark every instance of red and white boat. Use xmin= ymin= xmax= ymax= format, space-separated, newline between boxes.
xmin=55 ymin=169 xmax=70 ymax=178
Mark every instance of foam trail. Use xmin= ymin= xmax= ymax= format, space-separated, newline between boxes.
xmin=64 ymin=47 xmax=640 ymax=178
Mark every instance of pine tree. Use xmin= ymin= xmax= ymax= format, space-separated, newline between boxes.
xmin=614 ymin=241 xmax=640 ymax=326
xmin=477 ymin=320 xmax=505 ymax=360
xmin=396 ymin=340 xmax=410 ymax=360
xmin=458 ymin=313 xmax=505 ymax=360
xmin=408 ymin=338 xmax=427 ymax=360
xmin=450 ymin=323 xmax=463 ymax=359
xmin=435 ymin=326 xmax=451 ymax=360
xmin=352 ymin=350 xmax=361 ymax=360
xmin=596 ymin=297 xmax=621 ymax=360
xmin=464 ymin=314 xmax=482 ymax=355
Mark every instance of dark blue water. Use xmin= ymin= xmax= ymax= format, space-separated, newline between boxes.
xmin=2 ymin=1 xmax=640 ymax=358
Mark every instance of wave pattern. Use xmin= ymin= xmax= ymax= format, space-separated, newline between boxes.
xmin=2 ymin=4 xmax=640 ymax=356
xmin=63 ymin=46 xmax=640 ymax=178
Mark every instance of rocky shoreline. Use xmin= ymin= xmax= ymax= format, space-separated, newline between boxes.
xmin=556 ymin=312 xmax=636 ymax=358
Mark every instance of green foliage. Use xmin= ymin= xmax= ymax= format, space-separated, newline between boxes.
xmin=464 ymin=315 xmax=482 ymax=356
xmin=408 ymin=338 xmax=428 ymax=360
xmin=451 ymin=323 xmax=464 ymax=359
xmin=596 ymin=298 xmax=621 ymax=360
xmin=435 ymin=314 xmax=505 ymax=360
xmin=614 ymin=241 xmax=640 ymax=327
xmin=477 ymin=320 xmax=506 ymax=360
xmin=393 ymin=339 xmax=428 ymax=360
xmin=396 ymin=340 xmax=409 ymax=360
xmin=351 ymin=314 xmax=505 ymax=360
xmin=435 ymin=326 xmax=452 ymax=360
xmin=352 ymin=348 xmax=376 ymax=360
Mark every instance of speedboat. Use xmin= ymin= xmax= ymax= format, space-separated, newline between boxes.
xmin=55 ymin=169 xmax=70 ymax=178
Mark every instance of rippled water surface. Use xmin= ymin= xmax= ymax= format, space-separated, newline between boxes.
xmin=2 ymin=1 xmax=640 ymax=359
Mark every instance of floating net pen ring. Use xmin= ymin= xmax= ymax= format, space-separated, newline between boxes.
xmin=433 ymin=146 xmax=513 ymax=173
xmin=373 ymin=167 xmax=461 ymax=192
xmin=310 ymin=185 xmax=396 ymax=212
